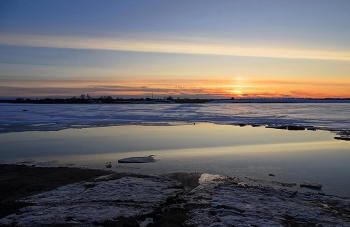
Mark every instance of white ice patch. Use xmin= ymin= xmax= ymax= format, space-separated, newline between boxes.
xmin=198 ymin=173 xmax=226 ymax=184
xmin=0 ymin=176 xmax=182 ymax=226
xmin=185 ymin=174 xmax=229 ymax=206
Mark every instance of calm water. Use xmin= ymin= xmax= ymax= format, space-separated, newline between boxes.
xmin=1 ymin=124 xmax=349 ymax=197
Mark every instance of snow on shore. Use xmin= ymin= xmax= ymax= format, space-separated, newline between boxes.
xmin=1 ymin=173 xmax=349 ymax=226
xmin=186 ymin=176 xmax=350 ymax=226
xmin=0 ymin=174 xmax=182 ymax=226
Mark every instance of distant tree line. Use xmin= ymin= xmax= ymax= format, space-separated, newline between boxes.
xmin=2 ymin=95 xmax=349 ymax=104
xmin=4 ymin=94 xmax=214 ymax=104
xmin=7 ymin=94 xmax=115 ymax=104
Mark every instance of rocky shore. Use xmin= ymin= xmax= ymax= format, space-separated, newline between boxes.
xmin=1 ymin=164 xmax=350 ymax=226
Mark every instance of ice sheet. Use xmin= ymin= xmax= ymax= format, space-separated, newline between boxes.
xmin=1 ymin=102 xmax=350 ymax=134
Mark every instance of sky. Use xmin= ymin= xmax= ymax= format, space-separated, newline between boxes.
xmin=1 ymin=0 xmax=350 ymax=99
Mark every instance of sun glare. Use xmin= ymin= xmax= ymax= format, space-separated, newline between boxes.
xmin=231 ymin=90 xmax=243 ymax=96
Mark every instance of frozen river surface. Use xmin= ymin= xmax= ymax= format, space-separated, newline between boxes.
xmin=1 ymin=103 xmax=350 ymax=197
xmin=1 ymin=102 xmax=350 ymax=133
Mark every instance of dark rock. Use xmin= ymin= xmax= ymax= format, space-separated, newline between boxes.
xmin=287 ymin=125 xmax=305 ymax=130
xmin=334 ymin=137 xmax=350 ymax=141
xmin=152 ymin=207 xmax=189 ymax=227
xmin=0 ymin=164 xmax=109 ymax=219
xmin=153 ymin=214 xmax=162 ymax=222
xmin=269 ymin=173 xmax=275 ymax=177
xmin=95 ymin=217 xmax=140 ymax=227
xmin=289 ymin=191 xmax=298 ymax=198
xmin=300 ymin=182 xmax=323 ymax=189
xmin=267 ymin=125 xmax=288 ymax=130
xmin=306 ymin=127 xmax=317 ymax=131
xmin=118 ymin=156 xmax=155 ymax=163
xmin=105 ymin=162 xmax=112 ymax=168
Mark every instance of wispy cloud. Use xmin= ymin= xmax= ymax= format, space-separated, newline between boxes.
xmin=1 ymin=82 xmax=348 ymax=99
xmin=249 ymin=78 xmax=350 ymax=87
xmin=1 ymin=33 xmax=350 ymax=61
xmin=0 ymin=85 xmax=227 ymax=98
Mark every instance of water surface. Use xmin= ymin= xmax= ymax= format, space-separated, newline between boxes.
xmin=1 ymin=124 xmax=349 ymax=197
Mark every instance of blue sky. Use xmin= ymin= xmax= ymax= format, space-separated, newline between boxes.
xmin=1 ymin=0 xmax=350 ymax=98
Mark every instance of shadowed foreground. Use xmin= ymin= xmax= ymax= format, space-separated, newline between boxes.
xmin=1 ymin=165 xmax=350 ymax=227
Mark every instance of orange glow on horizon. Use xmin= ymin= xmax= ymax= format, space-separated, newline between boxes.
xmin=1 ymin=76 xmax=350 ymax=99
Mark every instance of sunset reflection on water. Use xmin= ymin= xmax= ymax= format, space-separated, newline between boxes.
xmin=0 ymin=124 xmax=349 ymax=197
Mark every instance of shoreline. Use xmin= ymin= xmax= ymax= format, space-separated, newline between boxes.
xmin=1 ymin=121 xmax=350 ymax=140
xmin=1 ymin=164 xmax=350 ymax=226
xmin=0 ymin=164 xmax=111 ymax=219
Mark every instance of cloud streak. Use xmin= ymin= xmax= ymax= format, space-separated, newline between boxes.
xmin=1 ymin=33 xmax=350 ymax=62
xmin=0 ymin=85 xmax=228 ymax=99
xmin=2 ymin=82 xmax=349 ymax=99
xmin=1 ymin=76 xmax=349 ymax=99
